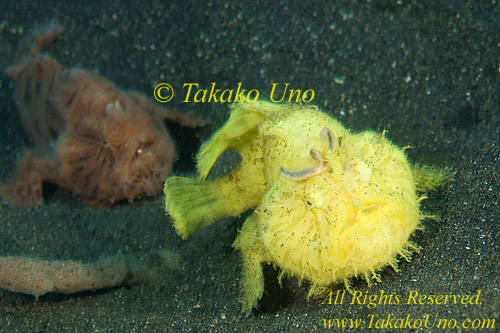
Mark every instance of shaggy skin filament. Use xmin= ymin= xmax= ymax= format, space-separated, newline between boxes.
xmin=279 ymin=149 xmax=324 ymax=181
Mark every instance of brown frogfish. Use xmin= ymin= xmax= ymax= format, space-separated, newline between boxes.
xmin=1 ymin=24 xmax=204 ymax=206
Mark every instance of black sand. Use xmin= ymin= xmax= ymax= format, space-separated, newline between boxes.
xmin=0 ymin=0 xmax=499 ymax=331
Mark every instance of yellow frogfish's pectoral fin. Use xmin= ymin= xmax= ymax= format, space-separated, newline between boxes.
xmin=164 ymin=176 xmax=222 ymax=238
xmin=196 ymin=100 xmax=291 ymax=179
xmin=232 ymin=213 xmax=267 ymax=316
xmin=164 ymin=162 xmax=265 ymax=239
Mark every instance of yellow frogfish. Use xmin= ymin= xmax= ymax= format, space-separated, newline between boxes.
xmin=164 ymin=100 xmax=450 ymax=314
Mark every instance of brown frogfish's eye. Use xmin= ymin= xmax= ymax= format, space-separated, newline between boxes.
xmin=135 ymin=147 xmax=143 ymax=157
xmin=134 ymin=142 xmax=154 ymax=158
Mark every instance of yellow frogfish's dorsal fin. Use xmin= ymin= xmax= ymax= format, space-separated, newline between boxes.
xmin=196 ymin=100 xmax=291 ymax=179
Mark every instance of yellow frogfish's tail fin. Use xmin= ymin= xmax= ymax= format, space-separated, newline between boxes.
xmin=412 ymin=163 xmax=455 ymax=192
xmin=164 ymin=175 xmax=255 ymax=239
xmin=196 ymin=100 xmax=290 ymax=179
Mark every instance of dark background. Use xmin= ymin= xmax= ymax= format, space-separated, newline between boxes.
xmin=0 ymin=0 xmax=498 ymax=331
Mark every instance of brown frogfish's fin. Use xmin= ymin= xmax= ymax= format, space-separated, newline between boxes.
xmin=5 ymin=24 xmax=66 ymax=147
xmin=12 ymin=23 xmax=64 ymax=64
xmin=127 ymin=91 xmax=206 ymax=128
xmin=0 ymin=150 xmax=56 ymax=206
xmin=6 ymin=55 xmax=64 ymax=147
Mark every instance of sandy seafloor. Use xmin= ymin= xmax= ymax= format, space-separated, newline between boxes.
xmin=0 ymin=0 xmax=499 ymax=332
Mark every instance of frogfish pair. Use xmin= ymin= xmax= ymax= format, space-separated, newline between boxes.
xmin=164 ymin=100 xmax=450 ymax=314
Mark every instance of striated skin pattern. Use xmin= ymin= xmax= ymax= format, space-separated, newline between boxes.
xmin=164 ymin=100 xmax=449 ymax=314
xmin=1 ymin=25 xmax=204 ymax=206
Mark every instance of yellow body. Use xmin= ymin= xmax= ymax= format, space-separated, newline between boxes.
xmin=164 ymin=101 xmax=449 ymax=314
